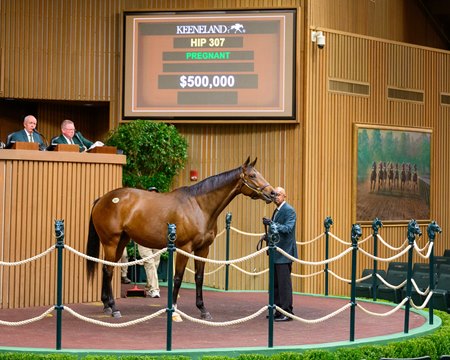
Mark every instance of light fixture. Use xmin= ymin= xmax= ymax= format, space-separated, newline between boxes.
xmin=311 ymin=30 xmax=325 ymax=49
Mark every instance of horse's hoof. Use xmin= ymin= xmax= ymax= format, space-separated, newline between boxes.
xmin=112 ymin=311 xmax=122 ymax=318
xmin=172 ymin=313 xmax=183 ymax=322
xmin=201 ymin=312 xmax=212 ymax=320
xmin=103 ymin=307 xmax=112 ymax=315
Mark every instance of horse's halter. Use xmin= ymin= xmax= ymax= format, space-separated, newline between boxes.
xmin=239 ymin=172 xmax=270 ymax=198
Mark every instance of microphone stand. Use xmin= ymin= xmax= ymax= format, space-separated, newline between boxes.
xmin=33 ymin=129 xmax=48 ymax=151
xmin=74 ymin=131 xmax=87 ymax=152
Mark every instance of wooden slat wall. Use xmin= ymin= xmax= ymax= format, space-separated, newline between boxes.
xmin=302 ymin=28 xmax=450 ymax=296
xmin=0 ymin=0 xmax=448 ymax=300
xmin=0 ymin=152 xmax=125 ymax=309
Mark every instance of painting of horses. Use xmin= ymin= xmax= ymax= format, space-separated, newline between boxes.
xmin=354 ymin=125 xmax=431 ymax=223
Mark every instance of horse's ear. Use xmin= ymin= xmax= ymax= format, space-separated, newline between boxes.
xmin=249 ymin=157 xmax=257 ymax=167
xmin=243 ymin=157 xmax=251 ymax=167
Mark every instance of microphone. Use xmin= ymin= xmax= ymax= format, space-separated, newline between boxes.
xmin=33 ymin=129 xmax=48 ymax=150
xmin=74 ymin=131 xmax=87 ymax=152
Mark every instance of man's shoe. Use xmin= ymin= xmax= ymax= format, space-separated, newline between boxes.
xmin=266 ymin=312 xmax=282 ymax=319
xmin=121 ymin=276 xmax=131 ymax=284
xmin=274 ymin=315 xmax=292 ymax=322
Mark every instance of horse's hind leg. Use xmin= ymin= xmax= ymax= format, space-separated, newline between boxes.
xmin=101 ymin=264 xmax=121 ymax=318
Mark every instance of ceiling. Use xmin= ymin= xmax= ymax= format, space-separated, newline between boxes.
xmin=418 ymin=0 xmax=450 ymax=49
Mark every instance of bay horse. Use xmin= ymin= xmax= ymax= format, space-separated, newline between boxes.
xmin=86 ymin=158 xmax=276 ymax=319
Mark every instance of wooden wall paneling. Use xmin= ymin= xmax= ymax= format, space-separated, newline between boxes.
xmin=0 ymin=152 xmax=124 ymax=309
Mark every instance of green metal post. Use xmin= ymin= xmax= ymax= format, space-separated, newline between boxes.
xmin=54 ymin=220 xmax=65 ymax=350
xmin=404 ymin=220 xmax=421 ymax=333
xmin=324 ymin=217 xmax=333 ymax=296
xmin=166 ymin=223 xmax=176 ymax=351
xmin=225 ymin=212 xmax=232 ymax=291
xmin=267 ymin=222 xmax=279 ymax=348
xmin=350 ymin=223 xmax=361 ymax=342
xmin=427 ymin=221 xmax=441 ymax=325
xmin=371 ymin=218 xmax=383 ymax=301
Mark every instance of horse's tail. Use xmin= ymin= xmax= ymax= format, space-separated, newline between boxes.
xmin=86 ymin=199 xmax=100 ymax=281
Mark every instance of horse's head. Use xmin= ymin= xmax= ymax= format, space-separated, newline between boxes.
xmin=54 ymin=219 xmax=65 ymax=240
xmin=427 ymin=221 xmax=442 ymax=240
xmin=407 ymin=219 xmax=422 ymax=240
xmin=351 ymin=223 xmax=362 ymax=240
xmin=239 ymin=157 xmax=276 ymax=203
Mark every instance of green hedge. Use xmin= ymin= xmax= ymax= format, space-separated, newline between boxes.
xmin=1 ymin=311 xmax=449 ymax=360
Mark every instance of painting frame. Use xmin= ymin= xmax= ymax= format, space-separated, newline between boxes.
xmin=353 ymin=124 xmax=432 ymax=225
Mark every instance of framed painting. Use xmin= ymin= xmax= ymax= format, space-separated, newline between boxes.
xmin=353 ymin=124 xmax=431 ymax=224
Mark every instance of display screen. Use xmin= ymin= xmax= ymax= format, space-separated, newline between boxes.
xmin=122 ymin=10 xmax=296 ymax=121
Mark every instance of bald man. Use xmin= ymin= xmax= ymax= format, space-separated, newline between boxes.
xmin=7 ymin=115 xmax=46 ymax=151
xmin=263 ymin=186 xmax=298 ymax=321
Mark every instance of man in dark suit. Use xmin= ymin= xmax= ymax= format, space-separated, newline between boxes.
xmin=51 ymin=119 xmax=93 ymax=152
xmin=263 ymin=186 xmax=298 ymax=322
xmin=6 ymin=115 xmax=46 ymax=151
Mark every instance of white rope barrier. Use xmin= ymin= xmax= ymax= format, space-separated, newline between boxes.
xmin=276 ymin=303 xmax=352 ymax=324
xmin=176 ymin=247 xmax=268 ymax=265
xmin=276 ymin=246 xmax=353 ymax=266
xmin=410 ymin=291 xmax=434 ymax=310
xmin=291 ymin=269 xmax=324 ymax=279
xmin=296 ymin=232 xmax=325 ymax=245
xmin=357 ymin=298 xmax=408 ymax=317
xmin=357 ymin=234 xmax=373 ymax=245
xmin=185 ymin=264 xmax=226 ymax=276
xmin=411 ymin=279 xmax=430 ymax=296
xmin=0 ymin=220 xmax=442 ymax=344
xmin=230 ymin=263 xmax=269 ymax=276
xmin=230 ymin=226 xmax=264 ymax=237
xmin=215 ymin=228 xmax=226 ymax=238
xmin=377 ymin=276 xmax=407 ymax=290
xmin=0 ymin=245 xmax=56 ymax=266
xmin=377 ymin=235 xmax=408 ymax=251
xmin=327 ymin=269 xmax=351 ymax=283
xmin=328 ymin=232 xmax=352 ymax=246
xmin=64 ymin=245 xmax=168 ymax=267
xmin=358 ymin=244 xmax=412 ymax=262
xmin=414 ymin=241 xmax=433 ymax=259
xmin=174 ymin=306 xmax=267 ymax=326
xmin=64 ymin=306 xmax=167 ymax=327
xmin=0 ymin=307 xmax=54 ymax=326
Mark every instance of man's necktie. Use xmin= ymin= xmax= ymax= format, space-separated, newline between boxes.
xmin=28 ymin=133 xmax=33 ymax=142
xmin=271 ymin=208 xmax=278 ymax=220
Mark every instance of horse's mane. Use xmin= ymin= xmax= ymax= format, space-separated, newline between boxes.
xmin=177 ymin=165 xmax=242 ymax=196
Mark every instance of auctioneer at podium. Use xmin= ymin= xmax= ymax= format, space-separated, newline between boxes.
xmin=6 ymin=115 xmax=46 ymax=151
xmin=51 ymin=119 xmax=101 ymax=152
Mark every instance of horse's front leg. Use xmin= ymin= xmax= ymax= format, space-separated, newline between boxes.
xmin=101 ymin=264 xmax=121 ymax=318
xmin=194 ymin=247 xmax=211 ymax=320
xmin=172 ymin=253 xmax=189 ymax=322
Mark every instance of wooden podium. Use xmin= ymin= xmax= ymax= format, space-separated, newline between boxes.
xmin=88 ymin=145 xmax=117 ymax=154
xmin=11 ymin=142 xmax=39 ymax=150
xmin=54 ymin=144 xmax=79 ymax=152
xmin=0 ymin=150 xmax=126 ymax=309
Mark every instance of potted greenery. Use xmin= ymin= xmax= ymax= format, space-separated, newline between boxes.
xmin=106 ymin=120 xmax=188 ymax=282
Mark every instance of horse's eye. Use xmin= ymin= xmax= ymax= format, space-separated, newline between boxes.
xmin=249 ymin=173 xmax=256 ymax=179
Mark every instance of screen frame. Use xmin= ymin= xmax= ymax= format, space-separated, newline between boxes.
xmin=121 ymin=9 xmax=297 ymax=122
